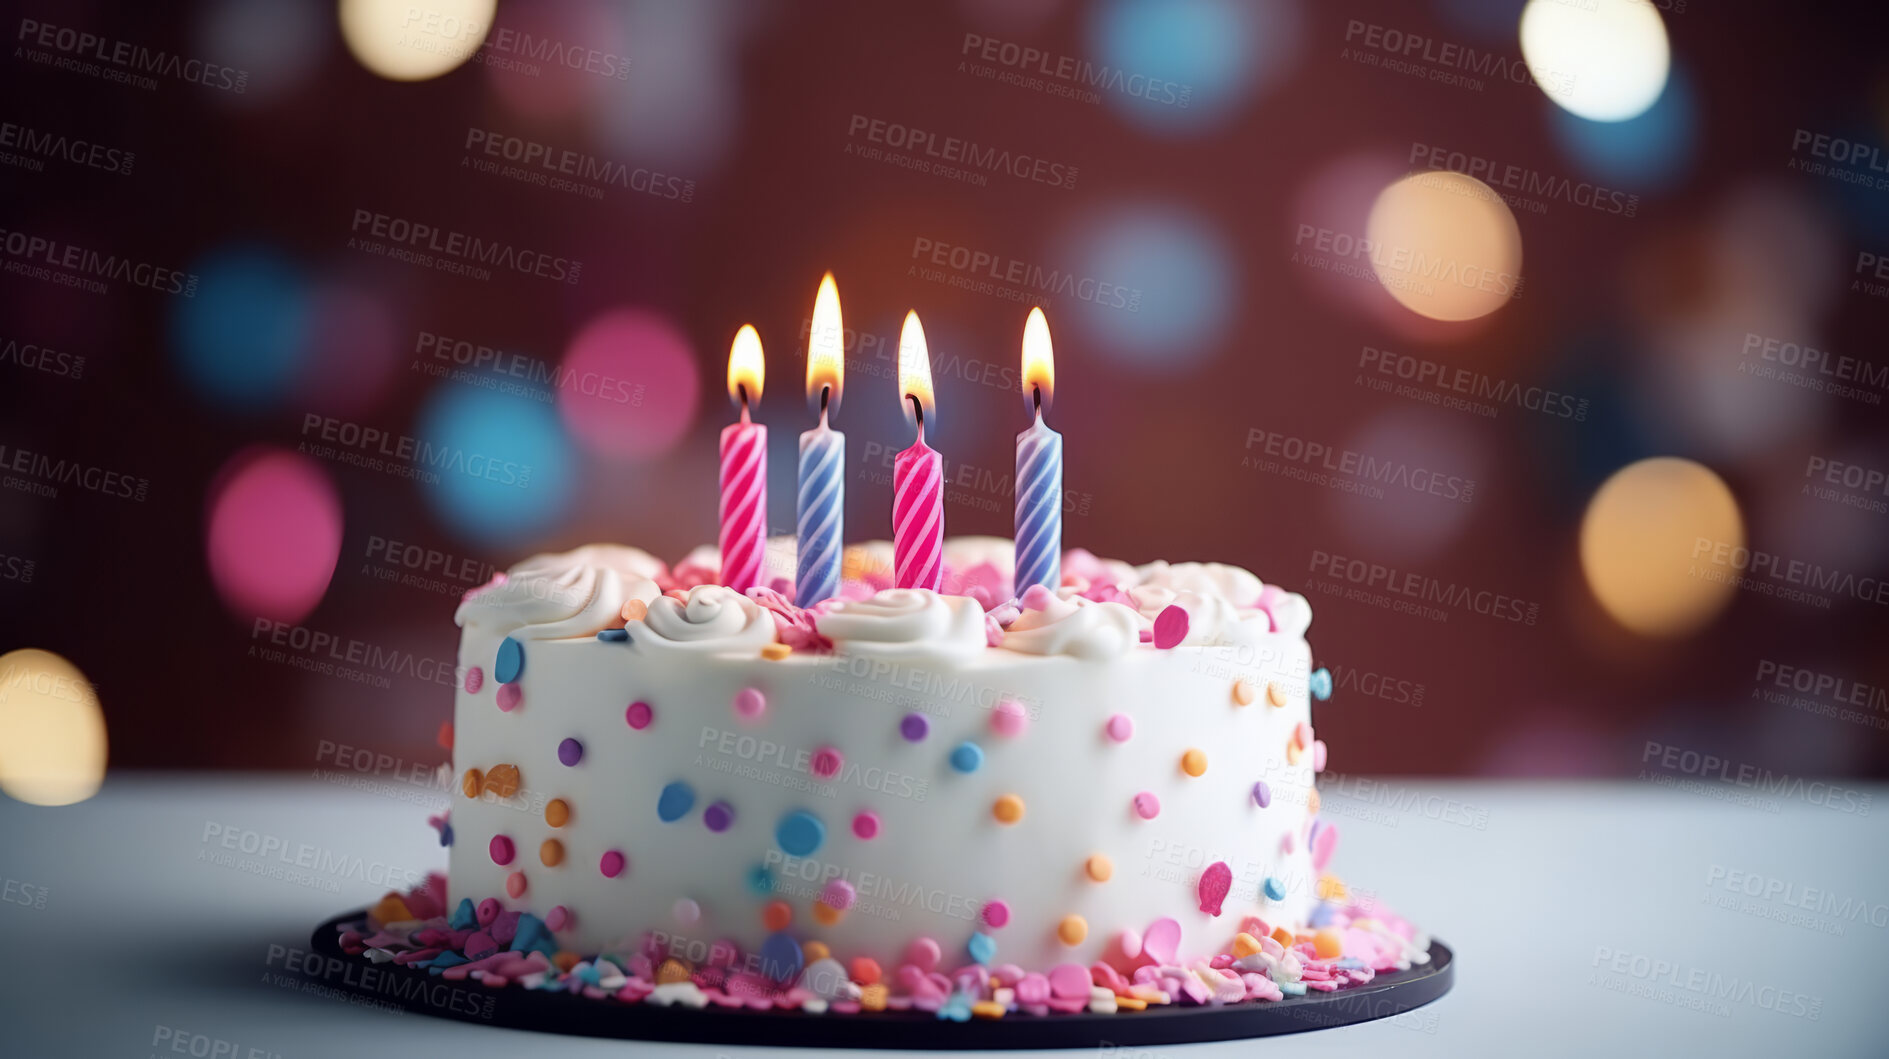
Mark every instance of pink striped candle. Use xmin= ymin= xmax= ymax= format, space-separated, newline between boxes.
xmin=720 ymin=325 xmax=767 ymax=593
xmin=893 ymin=311 xmax=943 ymax=591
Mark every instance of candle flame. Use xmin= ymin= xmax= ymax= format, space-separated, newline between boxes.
xmin=1021 ymin=306 xmax=1054 ymax=413
xmin=898 ymin=310 xmax=935 ymax=428
xmin=727 ymin=324 xmax=764 ymax=408
xmin=806 ymin=272 xmax=844 ymax=412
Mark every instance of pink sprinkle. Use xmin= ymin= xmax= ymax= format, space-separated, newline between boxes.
xmin=982 ymin=900 xmax=1011 ymax=929
xmin=1048 ymin=963 xmax=1090 ymax=1000
xmin=1294 ymin=721 xmax=1313 ymax=749
xmin=600 ymin=850 xmax=627 ymax=878
xmin=545 ymin=906 xmax=570 ymax=931
xmin=496 ymin=683 xmax=522 ymax=712
xmin=1133 ymin=791 xmax=1160 ymax=820
xmin=991 ymin=698 xmax=1028 ymax=738
xmin=1019 ymin=584 xmax=1056 ymax=611
xmin=625 ymin=701 xmax=653 ymax=729
xmin=1142 ymin=917 xmax=1181 ymax=965
xmin=1313 ymin=739 xmax=1328 ymax=773
xmin=489 ymin=835 xmax=515 ymax=866
xmin=1152 ymin=604 xmax=1189 ymax=649
xmin=476 ymin=898 xmax=499 ymax=925
xmin=821 ymin=879 xmax=856 ymax=910
xmin=852 ymin=811 xmax=881 ymax=840
xmin=811 ymin=745 xmax=843 ymax=780
xmin=464 ymin=667 xmax=484 ymax=693
xmin=1106 ymin=714 xmax=1134 ymax=742
xmin=733 ymin=687 xmax=766 ymax=721
xmin=1198 ymin=861 xmax=1232 ymax=916
xmin=505 ymin=871 xmax=527 ymax=898
xmin=1281 ymin=832 xmax=1295 ymax=854
xmin=906 ymin=937 xmax=941 ymax=972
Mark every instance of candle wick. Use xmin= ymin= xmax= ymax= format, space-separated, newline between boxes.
xmin=907 ymin=394 xmax=925 ymax=440
xmin=737 ymin=382 xmax=752 ymax=424
xmin=1032 ymin=385 xmax=1043 ymax=418
xmin=820 ymin=384 xmax=831 ymax=420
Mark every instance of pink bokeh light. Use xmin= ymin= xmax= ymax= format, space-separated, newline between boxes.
xmin=205 ymin=447 xmax=343 ymax=623
xmin=557 ymin=308 xmax=700 ymax=460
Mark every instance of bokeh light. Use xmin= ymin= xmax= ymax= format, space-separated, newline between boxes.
xmin=0 ymin=649 xmax=107 ymax=806
xmin=195 ymin=0 xmax=329 ymax=105
xmin=485 ymin=0 xmax=631 ymax=119
xmin=1329 ymin=408 xmax=1484 ymax=559
xmin=1550 ymin=68 xmax=1696 ymax=191
xmin=417 ymin=379 xmax=575 ymax=545
xmin=1579 ymin=457 xmax=1744 ymax=637
xmin=557 ymin=309 xmax=702 ymax=460
xmin=589 ymin=3 xmax=740 ymax=171
xmin=1365 ymin=171 xmax=1523 ymax=323
xmin=1519 ymin=0 xmax=1670 ymax=123
xmin=170 ymin=246 xmax=311 ymax=410
xmin=205 ymin=448 xmax=344 ymax=623
xmin=339 ymin=0 xmax=495 ymax=81
xmin=1086 ymin=0 xmax=1300 ymax=134
xmin=1052 ymin=202 xmax=1235 ymax=368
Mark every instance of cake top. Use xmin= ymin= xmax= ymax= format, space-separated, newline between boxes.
xmin=456 ymin=537 xmax=1311 ymax=660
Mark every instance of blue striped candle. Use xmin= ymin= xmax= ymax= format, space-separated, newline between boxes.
xmin=1014 ymin=413 xmax=1062 ymax=592
xmin=796 ymin=419 xmax=844 ymax=606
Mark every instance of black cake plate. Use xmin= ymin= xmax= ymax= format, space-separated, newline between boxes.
xmin=309 ymin=908 xmax=1451 ymax=1049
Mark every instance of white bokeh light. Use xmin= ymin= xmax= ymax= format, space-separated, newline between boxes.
xmin=1518 ymin=0 xmax=1670 ymax=122
xmin=339 ymin=0 xmax=495 ymax=82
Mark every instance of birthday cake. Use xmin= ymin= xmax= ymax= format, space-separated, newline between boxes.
xmin=344 ymin=535 xmax=1429 ymax=1018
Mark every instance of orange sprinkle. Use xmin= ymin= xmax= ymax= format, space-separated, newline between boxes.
xmin=545 ymin=798 xmax=570 ymax=828
xmin=993 ymin=794 xmax=1026 ymax=824
xmin=1316 ymin=874 xmax=1348 ymax=901
xmin=860 ymin=984 xmax=889 ymax=1011
xmin=1181 ymin=749 xmax=1208 ymax=777
xmin=539 ymin=839 xmax=564 ymax=867
xmin=1267 ymin=682 xmax=1286 ymax=707
xmin=1271 ymin=926 xmax=1295 ymax=948
xmin=370 ymin=894 xmax=412 ymax=926
xmin=1232 ymin=932 xmax=1262 ymax=958
xmin=762 ymin=900 xmax=792 ymax=931
xmin=1307 ymin=789 xmax=1321 ymax=815
xmin=1313 ymin=928 xmax=1344 ymax=959
xmin=1058 ymin=915 xmax=1088 ymax=945
xmin=1232 ymin=679 xmax=1256 ymax=706
xmin=621 ymin=598 xmax=648 ymax=622
xmin=461 ymin=769 xmax=483 ymax=799
xmin=812 ymin=901 xmax=843 ymax=926
xmin=553 ymin=951 xmax=581 ymax=972
xmin=802 ymin=941 xmax=830 ymax=962
xmin=850 ymin=957 xmax=882 ymax=985
xmin=1115 ymin=997 xmax=1147 ymax=1011
xmin=482 ymin=763 xmax=521 ymax=799
xmin=656 ymin=958 xmax=692 ymax=984
xmin=971 ymin=1001 xmax=1006 ymax=1019
xmin=505 ymin=871 xmax=526 ymax=898
xmin=761 ymin=642 xmax=792 ymax=660
xmin=1085 ymin=854 xmax=1113 ymax=882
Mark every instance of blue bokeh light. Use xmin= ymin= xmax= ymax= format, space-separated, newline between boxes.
xmin=416 ymin=380 xmax=575 ymax=546
xmin=1549 ymin=68 xmax=1696 ymax=192
xmin=1087 ymin=0 xmax=1297 ymax=135
xmin=1055 ymin=203 xmax=1236 ymax=370
xmin=170 ymin=246 xmax=310 ymax=408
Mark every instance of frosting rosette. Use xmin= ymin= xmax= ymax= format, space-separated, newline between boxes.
xmin=1132 ymin=560 xmax=1265 ymax=609
xmin=455 ymin=545 xmax=664 ymax=640
xmin=1127 ymin=584 xmax=1270 ymax=649
xmin=1000 ymin=589 xmax=1142 ymax=659
xmin=815 ymin=589 xmax=988 ymax=660
xmin=634 ymin=584 xmax=777 ymax=653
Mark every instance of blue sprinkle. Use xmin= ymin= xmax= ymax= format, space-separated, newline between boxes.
xmin=448 ymin=898 xmax=477 ymax=931
xmin=1309 ymin=667 xmax=1332 ymax=702
xmin=746 ymin=864 xmax=776 ymax=896
xmin=967 ymin=932 xmax=997 ymax=966
xmin=1308 ymin=904 xmax=1336 ymax=928
xmin=510 ymin=914 xmax=555 ymax=956
xmin=596 ymin=628 xmax=630 ymax=643
xmin=430 ymin=951 xmax=469 ymax=969
xmin=938 ymin=989 xmax=973 ymax=1021
xmin=438 ymin=822 xmax=454 ymax=847
xmin=950 ymin=741 xmax=984 ymax=773
xmin=776 ymin=810 xmax=826 ymax=856
xmin=759 ymin=931 xmax=804 ymax=983
xmin=1263 ymin=876 xmax=1286 ymax=901
xmin=1279 ymin=980 xmax=1307 ymax=997
xmin=495 ymin=637 xmax=525 ymax=682
xmin=657 ymin=781 xmax=696 ymax=822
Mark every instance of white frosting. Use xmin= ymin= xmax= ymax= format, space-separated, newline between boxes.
xmin=1128 ymin=584 xmax=1269 ymax=649
xmin=1267 ymin=591 xmax=1314 ymax=638
xmin=455 ymin=544 xmax=664 ymax=640
xmin=633 ymin=584 xmax=776 ymax=653
xmin=815 ymin=589 xmax=988 ymax=660
xmin=1001 ymin=592 xmax=1143 ymax=659
xmin=1134 ymin=560 xmax=1265 ymax=609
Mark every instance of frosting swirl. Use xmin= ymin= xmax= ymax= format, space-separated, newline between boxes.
xmin=456 ymin=545 xmax=663 ymax=640
xmin=1128 ymin=584 xmax=1271 ymax=649
xmin=1132 ymin=560 xmax=1265 ymax=609
xmin=634 ymin=585 xmax=777 ymax=654
xmin=816 ymin=589 xmax=988 ymax=660
xmin=1001 ymin=591 xmax=1143 ymax=659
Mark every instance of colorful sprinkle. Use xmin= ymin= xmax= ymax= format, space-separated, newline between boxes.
xmin=600 ymin=850 xmax=627 ymax=878
xmin=703 ymin=801 xmax=735 ymax=832
xmin=673 ymin=899 xmax=701 ymax=926
xmin=1132 ymin=792 xmax=1160 ymax=820
xmin=1231 ymin=678 xmax=1256 ymax=705
xmin=746 ymin=864 xmax=774 ymax=895
xmin=1085 ymin=854 xmax=1113 ymax=882
xmin=803 ymin=941 xmax=831 ymax=963
xmin=495 ymin=683 xmax=523 ymax=712
xmin=967 ymin=931 xmax=997 ymax=965
xmin=760 ymin=931 xmax=804 ymax=983
xmin=992 ymin=794 xmax=1025 ymax=824
xmin=760 ymin=642 xmax=792 ymax=660
xmin=1310 ymin=667 xmax=1332 ymax=701
xmin=621 ymin=598 xmax=648 ymax=622
xmin=545 ymin=798 xmax=570 ymax=827
xmin=810 ymin=745 xmax=844 ymax=780
xmin=1310 ymin=820 xmax=1339 ymax=872
xmin=1313 ymin=739 xmax=1328 ymax=773
xmin=1314 ymin=927 xmax=1343 ymax=959
xmin=981 ymin=900 xmax=1011 ymax=928
xmin=595 ymin=628 xmax=630 ymax=642
xmin=821 ymin=878 xmax=857 ymax=910
xmin=625 ymin=700 xmax=653 ymax=729
xmin=557 ymin=738 xmax=583 ymax=766
xmin=539 ymin=838 xmax=563 ymax=866
xmin=545 ymin=905 xmax=570 ymax=931
xmin=464 ymin=667 xmax=484 ymax=693
xmin=481 ymin=763 xmax=520 ymax=799
xmin=852 ymin=811 xmax=881 ymax=840
xmin=1181 ymin=748 xmax=1208 ymax=776
xmin=776 ymin=810 xmax=826 ymax=856
xmin=495 ymin=637 xmax=524 ymax=682
xmin=489 ymin=835 xmax=515 ymax=866
xmin=812 ymin=901 xmax=843 ymax=926
xmin=1263 ymin=876 xmax=1287 ymax=901
xmin=505 ymin=871 xmax=527 ymax=898
xmin=1232 ymin=932 xmax=1262 ymax=958
xmin=1198 ymin=860 xmax=1232 ymax=916
xmin=460 ymin=768 xmax=482 ymax=799
xmin=1105 ymin=714 xmax=1134 ymax=742
xmin=1294 ymin=722 xmax=1313 ymax=749
xmin=850 ymin=957 xmax=881 ymax=985
xmin=1049 ymin=963 xmax=1090 ymax=997
xmin=899 ymin=713 xmax=930 ymax=741
xmin=762 ymin=900 xmax=792 ymax=931
xmin=1057 ymin=916 xmax=1088 ymax=945
xmin=1267 ymin=681 xmax=1286 ymax=707
xmin=475 ymin=898 xmax=499 ymax=925
xmin=1252 ymin=780 xmax=1272 ymax=808
xmin=991 ymin=698 xmax=1028 ymax=737
xmin=906 ymin=937 xmax=941 ymax=971
xmin=657 ymin=781 xmax=696 ymax=822
xmin=950 ymin=741 xmax=984 ymax=773
xmin=1152 ymin=604 xmax=1189 ymax=648
xmin=733 ymin=686 xmax=767 ymax=721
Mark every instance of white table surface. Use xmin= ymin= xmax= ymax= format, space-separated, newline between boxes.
xmin=2 ymin=776 xmax=1883 ymax=1057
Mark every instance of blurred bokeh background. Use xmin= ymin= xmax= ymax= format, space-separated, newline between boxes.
xmin=3 ymin=0 xmax=1887 ymax=801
